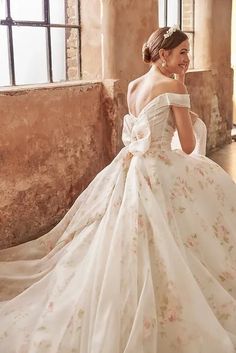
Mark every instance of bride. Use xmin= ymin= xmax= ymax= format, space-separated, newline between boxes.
xmin=0 ymin=26 xmax=236 ymax=353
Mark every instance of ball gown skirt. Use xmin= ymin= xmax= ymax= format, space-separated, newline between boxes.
xmin=0 ymin=93 xmax=236 ymax=353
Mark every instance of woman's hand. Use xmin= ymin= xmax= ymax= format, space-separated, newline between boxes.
xmin=174 ymin=62 xmax=189 ymax=84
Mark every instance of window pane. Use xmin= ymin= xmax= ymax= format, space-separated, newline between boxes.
xmin=158 ymin=0 xmax=166 ymax=27
xmin=167 ymin=0 xmax=179 ymax=26
xmin=50 ymin=0 xmax=79 ymax=25
xmin=51 ymin=28 xmax=66 ymax=82
xmin=66 ymin=28 xmax=80 ymax=80
xmin=182 ymin=0 xmax=194 ymax=31
xmin=0 ymin=25 xmax=10 ymax=86
xmin=13 ymin=27 xmax=48 ymax=85
xmin=0 ymin=0 xmax=6 ymax=19
xmin=11 ymin=0 xmax=44 ymax=21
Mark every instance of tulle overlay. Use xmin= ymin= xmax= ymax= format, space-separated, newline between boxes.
xmin=0 ymin=93 xmax=236 ymax=353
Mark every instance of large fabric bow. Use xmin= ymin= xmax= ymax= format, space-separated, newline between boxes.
xmin=122 ymin=114 xmax=151 ymax=156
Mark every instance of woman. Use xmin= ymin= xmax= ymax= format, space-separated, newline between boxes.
xmin=0 ymin=26 xmax=236 ymax=353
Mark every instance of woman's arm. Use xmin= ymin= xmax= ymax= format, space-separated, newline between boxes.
xmin=171 ymin=80 xmax=196 ymax=154
xmin=172 ymin=106 xmax=196 ymax=154
xmin=189 ymin=110 xmax=198 ymax=124
xmin=172 ymin=117 xmax=207 ymax=156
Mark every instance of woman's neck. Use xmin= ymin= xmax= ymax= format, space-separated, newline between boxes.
xmin=150 ymin=63 xmax=173 ymax=78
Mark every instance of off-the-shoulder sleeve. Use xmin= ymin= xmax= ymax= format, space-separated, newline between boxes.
xmin=161 ymin=93 xmax=190 ymax=108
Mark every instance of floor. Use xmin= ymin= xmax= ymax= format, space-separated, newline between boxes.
xmin=209 ymin=140 xmax=236 ymax=182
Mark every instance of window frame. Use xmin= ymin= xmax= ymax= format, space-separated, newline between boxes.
xmin=160 ymin=0 xmax=195 ymax=68
xmin=0 ymin=0 xmax=81 ymax=86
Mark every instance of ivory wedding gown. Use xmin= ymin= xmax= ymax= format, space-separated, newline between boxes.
xmin=0 ymin=93 xmax=236 ymax=353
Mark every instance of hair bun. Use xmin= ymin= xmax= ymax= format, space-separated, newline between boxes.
xmin=142 ymin=43 xmax=151 ymax=63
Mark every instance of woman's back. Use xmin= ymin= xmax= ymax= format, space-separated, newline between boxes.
xmin=127 ymin=69 xmax=175 ymax=117
xmin=127 ymin=66 xmax=190 ymax=117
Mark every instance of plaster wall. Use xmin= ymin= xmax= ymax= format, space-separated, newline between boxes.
xmin=0 ymin=82 xmax=121 ymax=248
xmin=80 ymin=0 xmax=102 ymax=80
xmin=81 ymin=0 xmax=158 ymax=87
xmin=232 ymin=0 xmax=236 ymax=123
xmin=194 ymin=0 xmax=233 ymax=143
xmin=186 ymin=70 xmax=232 ymax=152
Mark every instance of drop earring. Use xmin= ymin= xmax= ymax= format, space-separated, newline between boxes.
xmin=162 ymin=61 xmax=166 ymax=67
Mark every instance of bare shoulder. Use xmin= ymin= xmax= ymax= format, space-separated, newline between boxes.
xmin=127 ymin=81 xmax=134 ymax=98
xmin=127 ymin=76 xmax=143 ymax=95
xmin=148 ymin=77 xmax=188 ymax=98
xmin=127 ymin=75 xmax=146 ymax=107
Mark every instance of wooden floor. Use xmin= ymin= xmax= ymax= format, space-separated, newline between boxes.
xmin=209 ymin=140 xmax=236 ymax=182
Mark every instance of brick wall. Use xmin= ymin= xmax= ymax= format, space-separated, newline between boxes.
xmin=182 ymin=0 xmax=194 ymax=68
xmin=66 ymin=0 xmax=80 ymax=80
xmin=182 ymin=0 xmax=194 ymax=31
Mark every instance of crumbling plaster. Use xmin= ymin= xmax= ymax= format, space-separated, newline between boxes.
xmin=0 ymin=81 xmax=123 ymax=248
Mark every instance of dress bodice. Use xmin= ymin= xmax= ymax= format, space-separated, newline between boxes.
xmin=122 ymin=93 xmax=190 ymax=155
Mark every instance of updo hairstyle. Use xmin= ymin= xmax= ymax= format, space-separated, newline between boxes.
xmin=142 ymin=27 xmax=188 ymax=64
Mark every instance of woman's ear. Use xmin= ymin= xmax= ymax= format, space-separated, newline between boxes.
xmin=159 ymin=48 xmax=165 ymax=61
xmin=159 ymin=48 xmax=170 ymax=61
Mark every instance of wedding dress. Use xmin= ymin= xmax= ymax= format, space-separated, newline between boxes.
xmin=0 ymin=93 xmax=236 ymax=353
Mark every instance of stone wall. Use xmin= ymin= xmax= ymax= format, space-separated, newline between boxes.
xmin=0 ymin=81 xmax=123 ymax=249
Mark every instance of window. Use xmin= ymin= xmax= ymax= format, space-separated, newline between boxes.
xmin=158 ymin=0 xmax=195 ymax=68
xmin=0 ymin=0 xmax=81 ymax=86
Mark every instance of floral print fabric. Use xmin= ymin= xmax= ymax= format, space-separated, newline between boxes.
xmin=0 ymin=93 xmax=236 ymax=353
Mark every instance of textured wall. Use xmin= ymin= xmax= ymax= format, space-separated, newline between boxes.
xmin=80 ymin=0 xmax=102 ymax=80
xmin=0 ymin=82 xmax=122 ymax=249
xmin=232 ymin=0 xmax=236 ymax=123
xmin=186 ymin=69 xmax=233 ymax=153
xmin=193 ymin=0 xmax=233 ymax=148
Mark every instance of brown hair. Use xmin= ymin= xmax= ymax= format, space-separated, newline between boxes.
xmin=142 ymin=27 xmax=188 ymax=64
